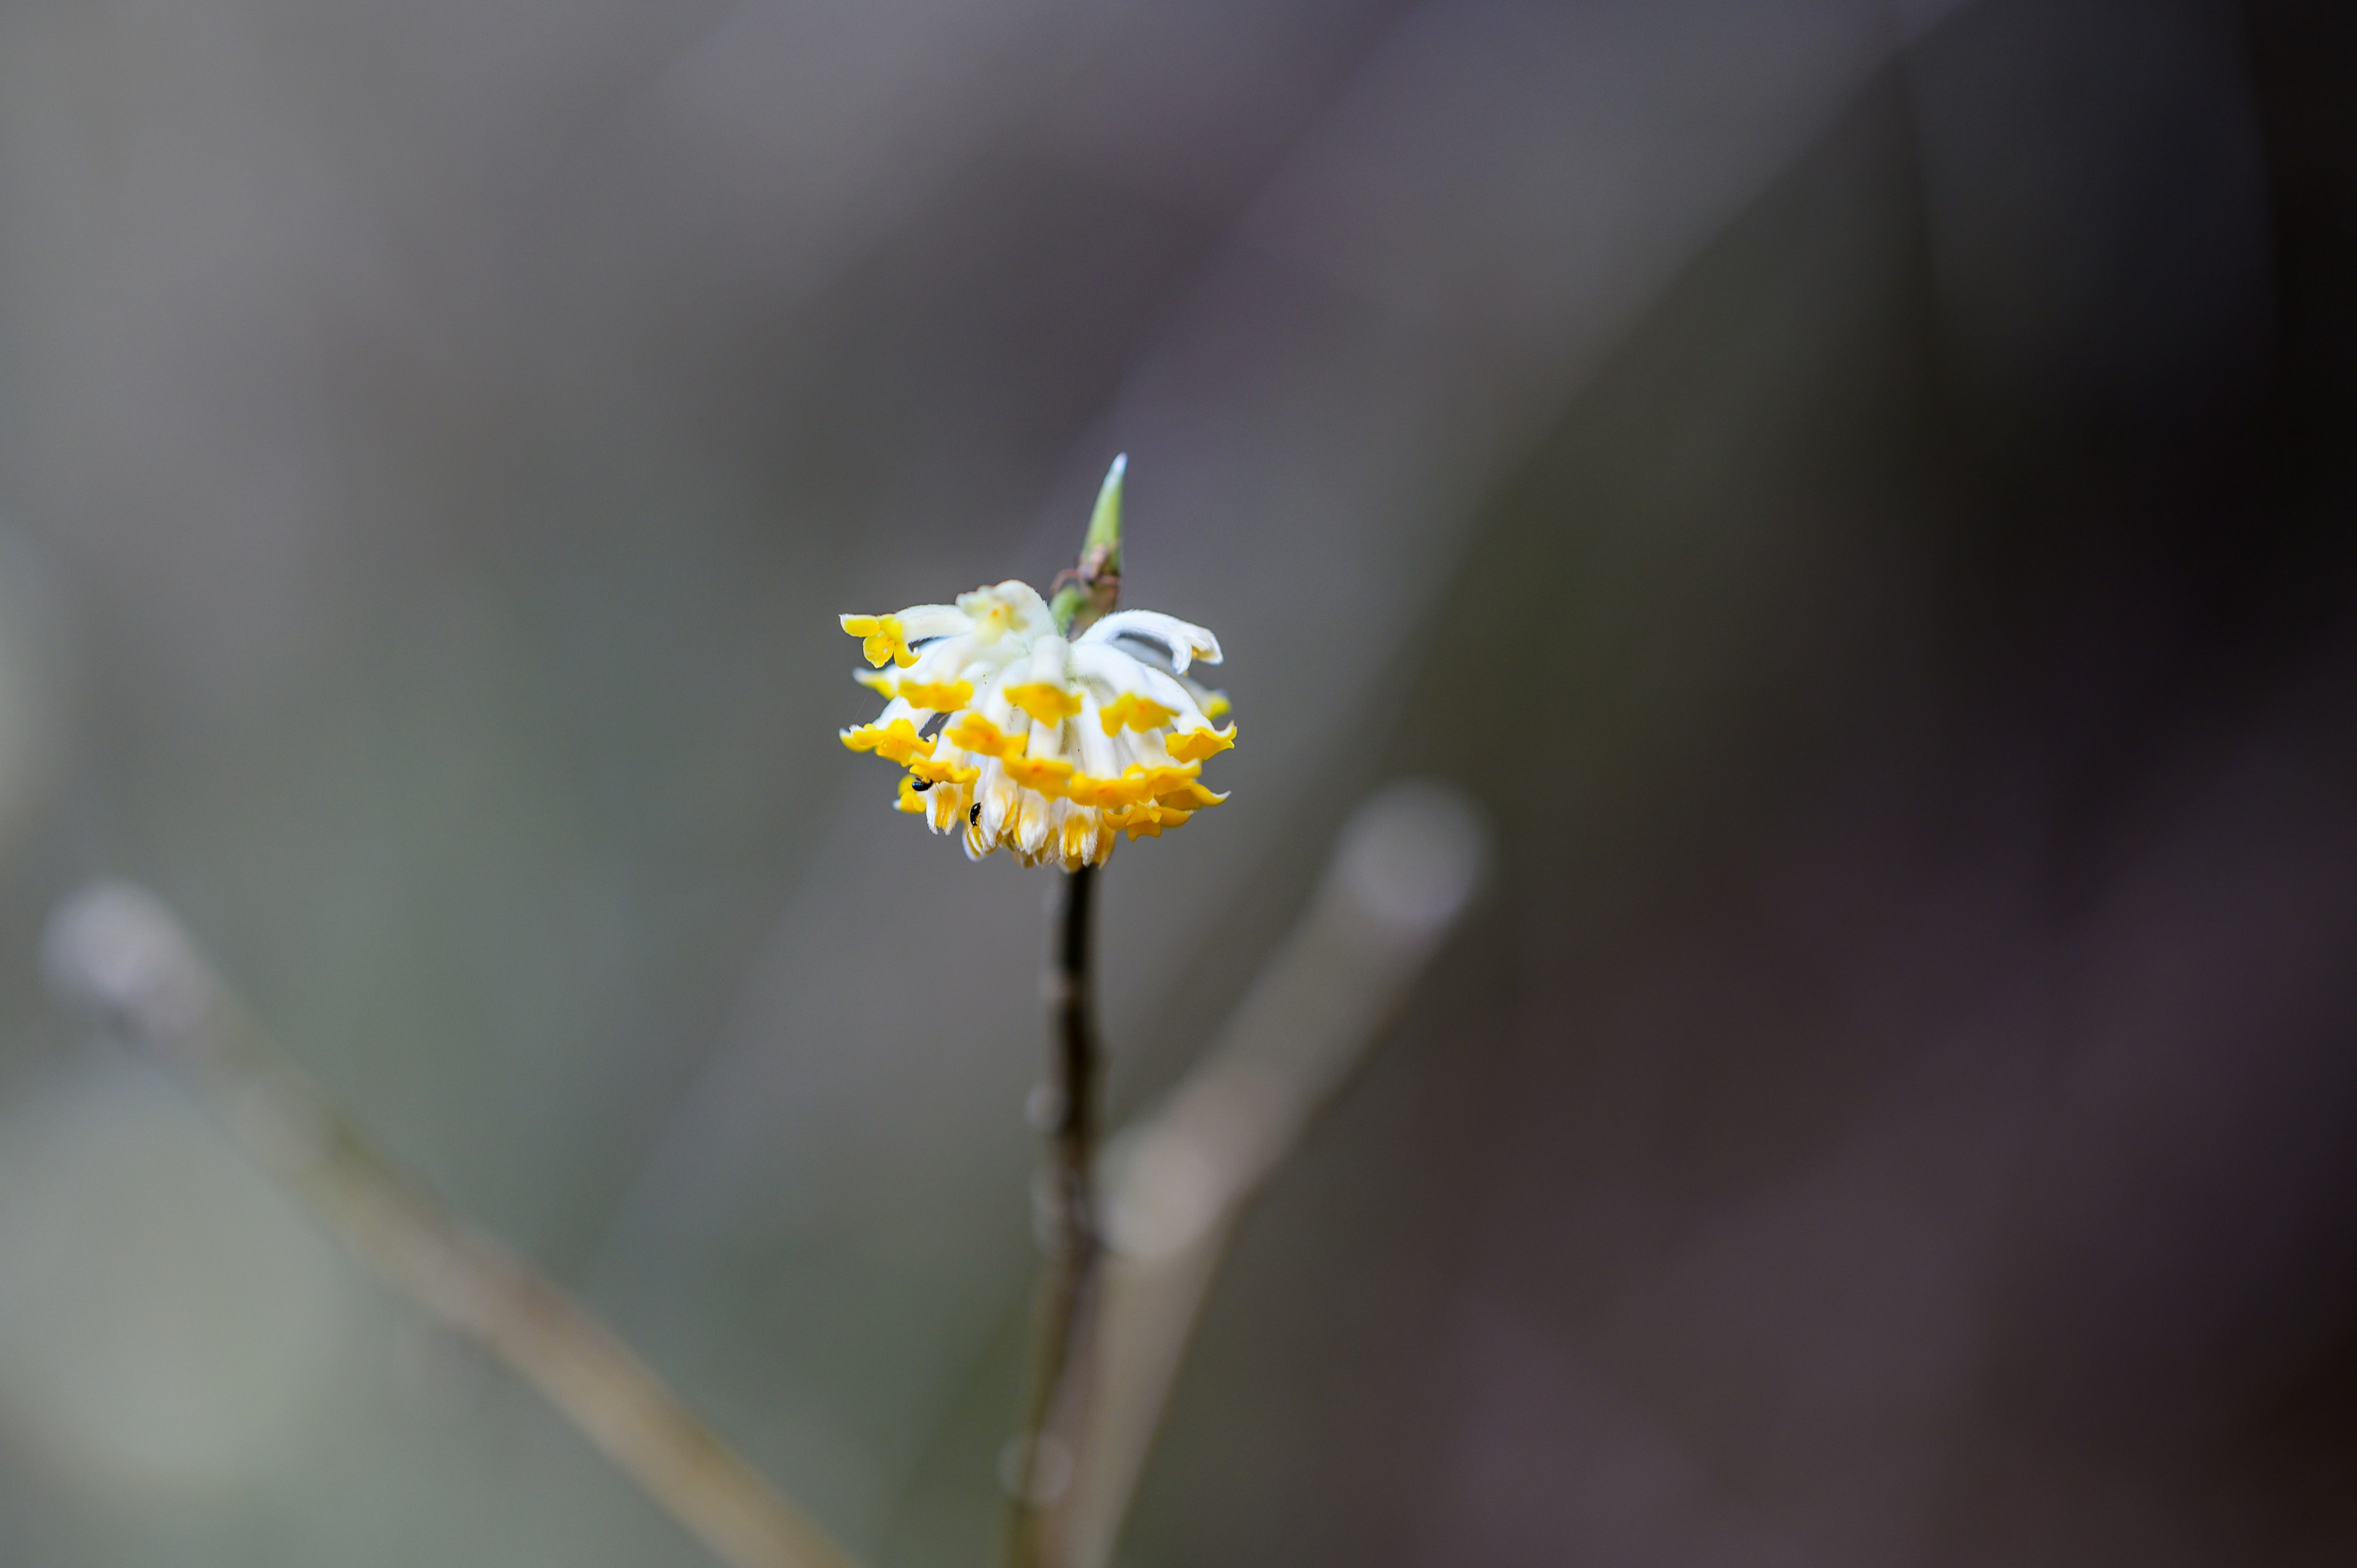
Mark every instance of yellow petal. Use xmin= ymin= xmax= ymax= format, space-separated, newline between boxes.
xmin=1099 ymin=692 xmax=1177 ymax=735
xmin=840 ymin=612 xmax=915 ymax=668
xmin=1111 ymin=803 xmax=1192 ymax=840
xmin=1005 ymin=682 xmax=1085 ymax=725
xmin=899 ymin=679 xmax=974 ymax=711
xmin=946 ymin=712 xmax=1024 ymax=760
xmin=1002 ymin=752 xmax=1076 ymax=798
xmin=1164 ymin=724 xmax=1236 ymax=763
xmin=1131 ymin=761 xmax=1200 ymax=795
xmin=1062 ymin=773 xmax=1123 ymax=809
xmin=906 ymin=752 xmax=980 ymax=786
xmin=1155 ymin=779 xmax=1228 ymax=810
xmin=842 ymin=717 xmax=935 ymax=765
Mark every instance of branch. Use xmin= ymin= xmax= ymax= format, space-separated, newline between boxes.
xmin=1005 ymin=863 xmax=1105 ymax=1566
xmin=42 ymin=883 xmax=865 ymax=1568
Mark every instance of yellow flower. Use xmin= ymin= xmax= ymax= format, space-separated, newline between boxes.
xmin=837 ymin=581 xmax=1236 ymax=869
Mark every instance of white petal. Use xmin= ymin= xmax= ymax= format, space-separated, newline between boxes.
xmin=956 ymin=580 xmax=1057 ymax=642
xmin=900 ymin=635 xmax=978 ymax=685
xmin=1027 ymin=633 xmax=1070 ymax=686
xmin=998 ymin=580 xmax=1057 ymax=634
xmin=1075 ymin=697 xmax=1119 ymax=777
xmin=1013 ymin=790 xmax=1052 ymax=855
xmin=1078 ymin=609 xmax=1221 ymax=673
xmin=977 ymin=761 xmax=1014 ymax=839
xmin=1178 ymin=671 xmax=1230 ymax=714
xmin=1069 ymin=641 xmax=1151 ymax=695
xmin=889 ymin=604 xmax=975 ymax=642
xmin=976 ymin=668 xmax=1018 ymax=731
xmin=1131 ymin=663 xmax=1210 ymax=727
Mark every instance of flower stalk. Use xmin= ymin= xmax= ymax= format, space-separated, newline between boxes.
xmin=1006 ymin=458 xmax=1124 ymax=1568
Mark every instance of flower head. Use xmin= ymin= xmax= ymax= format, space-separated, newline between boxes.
xmin=839 ymin=580 xmax=1235 ymax=869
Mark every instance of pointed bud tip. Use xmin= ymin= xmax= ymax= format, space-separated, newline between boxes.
xmin=1084 ymin=454 xmax=1124 ymax=555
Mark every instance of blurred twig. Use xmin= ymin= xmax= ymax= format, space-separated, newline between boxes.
xmin=42 ymin=884 xmax=865 ymax=1568
xmin=1064 ymin=783 xmax=1490 ymax=1568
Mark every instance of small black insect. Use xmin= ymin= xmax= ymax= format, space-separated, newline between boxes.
xmin=970 ymin=802 xmax=981 ymax=825
xmin=910 ymin=778 xmax=932 ymax=792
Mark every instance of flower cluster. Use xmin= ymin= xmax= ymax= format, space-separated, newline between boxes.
xmin=840 ymin=581 xmax=1234 ymax=869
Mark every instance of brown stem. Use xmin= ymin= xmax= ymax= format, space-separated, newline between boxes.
xmin=1005 ymin=864 xmax=1103 ymax=1567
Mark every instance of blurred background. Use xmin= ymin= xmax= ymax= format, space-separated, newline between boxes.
xmin=0 ymin=0 xmax=2348 ymax=1562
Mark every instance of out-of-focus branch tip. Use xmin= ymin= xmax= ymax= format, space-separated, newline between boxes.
xmin=40 ymin=882 xmax=866 ymax=1568
xmin=1062 ymin=781 xmax=1493 ymax=1568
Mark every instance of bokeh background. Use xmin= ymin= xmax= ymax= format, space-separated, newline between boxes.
xmin=0 ymin=0 xmax=2348 ymax=1562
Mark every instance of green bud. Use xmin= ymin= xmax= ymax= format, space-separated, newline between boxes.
xmin=1051 ymin=454 xmax=1125 ymax=636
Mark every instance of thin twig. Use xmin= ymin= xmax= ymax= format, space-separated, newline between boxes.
xmin=42 ymin=884 xmax=865 ymax=1568
xmin=1006 ymin=863 xmax=1104 ymax=1567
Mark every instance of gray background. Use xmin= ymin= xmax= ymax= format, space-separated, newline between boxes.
xmin=0 ymin=1 xmax=2348 ymax=1564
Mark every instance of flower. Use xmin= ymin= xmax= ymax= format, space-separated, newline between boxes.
xmin=840 ymin=581 xmax=1235 ymax=869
